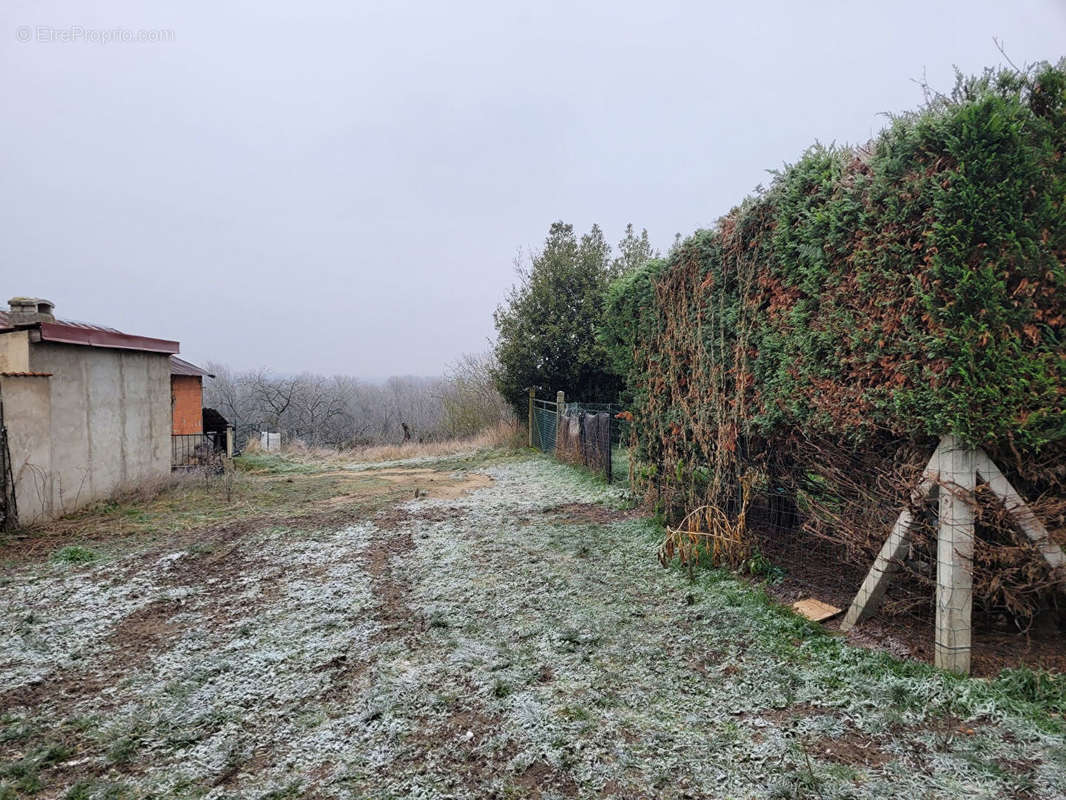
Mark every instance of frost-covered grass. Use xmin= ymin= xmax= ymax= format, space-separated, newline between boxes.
xmin=1 ymin=467 xmax=411 ymax=570
xmin=1 ymin=453 xmax=1063 ymax=799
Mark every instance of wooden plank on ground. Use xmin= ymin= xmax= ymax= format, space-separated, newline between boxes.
xmin=792 ymin=598 xmax=842 ymax=622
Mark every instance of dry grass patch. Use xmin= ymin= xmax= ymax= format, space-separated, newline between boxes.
xmin=0 ymin=460 xmax=489 ymax=568
xmin=253 ymin=421 xmax=522 ymax=467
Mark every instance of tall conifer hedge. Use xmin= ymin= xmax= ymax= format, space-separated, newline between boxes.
xmin=603 ymin=64 xmax=1066 ymax=616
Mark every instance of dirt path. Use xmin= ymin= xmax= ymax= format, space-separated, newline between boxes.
xmin=1 ymin=456 xmax=1064 ymax=799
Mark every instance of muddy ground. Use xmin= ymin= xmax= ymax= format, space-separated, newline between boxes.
xmin=1 ymin=454 xmax=1064 ymax=799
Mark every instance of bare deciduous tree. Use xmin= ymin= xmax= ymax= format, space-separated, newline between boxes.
xmin=203 ymin=362 xmax=503 ymax=450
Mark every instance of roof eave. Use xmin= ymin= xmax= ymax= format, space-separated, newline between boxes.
xmin=169 ymin=355 xmax=215 ymax=378
xmin=39 ymin=321 xmax=179 ymax=355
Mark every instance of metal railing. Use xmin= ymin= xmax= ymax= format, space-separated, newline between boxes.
xmin=171 ymin=432 xmax=225 ymax=470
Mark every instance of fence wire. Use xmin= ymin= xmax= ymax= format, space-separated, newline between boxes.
xmin=556 ymin=409 xmax=612 ymax=482
xmin=531 ymin=396 xmax=631 ymax=486
xmin=532 ymin=400 xmax=558 ymax=454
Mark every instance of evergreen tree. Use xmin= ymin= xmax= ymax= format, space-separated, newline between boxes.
xmin=612 ymin=223 xmax=656 ymax=276
xmin=493 ymin=221 xmax=649 ymax=414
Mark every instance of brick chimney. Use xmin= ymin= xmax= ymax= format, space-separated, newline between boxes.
xmin=7 ymin=297 xmax=56 ymax=326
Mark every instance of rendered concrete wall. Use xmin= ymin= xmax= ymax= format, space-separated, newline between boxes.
xmin=0 ymin=374 xmax=52 ymax=524
xmin=0 ymin=331 xmax=30 ymax=372
xmin=10 ymin=341 xmax=173 ymax=522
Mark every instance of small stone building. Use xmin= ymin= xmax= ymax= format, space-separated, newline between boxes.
xmin=0 ymin=297 xmax=179 ymax=526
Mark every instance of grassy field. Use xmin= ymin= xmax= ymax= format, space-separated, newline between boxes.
xmin=1 ymin=449 xmax=1064 ymax=799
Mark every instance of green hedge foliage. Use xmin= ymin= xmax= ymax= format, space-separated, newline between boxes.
xmin=606 ymin=64 xmax=1066 ymax=463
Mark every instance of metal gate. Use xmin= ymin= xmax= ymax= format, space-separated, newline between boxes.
xmin=530 ymin=397 xmax=559 ymax=454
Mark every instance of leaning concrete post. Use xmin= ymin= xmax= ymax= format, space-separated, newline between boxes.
xmin=528 ymin=388 xmax=535 ymax=448
xmin=840 ymin=439 xmax=943 ymax=632
xmin=225 ymin=426 xmax=234 ymax=458
xmin=935 ymin=435 xmax=976 ymax=674
xmin=974 ymin=451 xmax=1065 ymax=571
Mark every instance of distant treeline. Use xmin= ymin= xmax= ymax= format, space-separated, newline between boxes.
xmin=204 ymin=353 xmax=512 ymax=449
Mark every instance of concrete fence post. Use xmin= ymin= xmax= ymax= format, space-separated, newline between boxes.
xmin=935 ymin=434 xmax=976 ymax=674
xmin=556 ymin=390 xmax=565 ymax=452
xmin=528 ymin=388 xmax=535 ymax=448
xmin=225 ymin=426 xmax=234 ymax=458
xmin=842 ymin=434 xmax=1061 ymax=677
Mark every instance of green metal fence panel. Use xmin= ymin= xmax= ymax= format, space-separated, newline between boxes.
xmin=530 ymin=394 xmax=632 ymax=488
xmin=533 ymin=406 xmax=557 ymax=453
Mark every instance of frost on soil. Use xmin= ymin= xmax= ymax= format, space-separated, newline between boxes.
xmin=1 ymin=455 xmax=1064 ymax=799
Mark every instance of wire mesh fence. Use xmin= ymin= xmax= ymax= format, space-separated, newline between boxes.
xmin=531 ymin=399 xmax=558 ymax=454
xmin=529 ymin=394 xmax=631 ymax=486
xmin=530 ymin=391 xmax=1064 ymax=673
xmin=649 ymin=431 xmax=1066 ymax=675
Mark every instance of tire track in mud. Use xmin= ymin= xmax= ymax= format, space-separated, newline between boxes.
xmin=316 ymin=521 xmax=417 ymax=703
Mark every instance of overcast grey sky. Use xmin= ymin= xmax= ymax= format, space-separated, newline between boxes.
xmin=2 ymin=1 xmax=1063 ymax=376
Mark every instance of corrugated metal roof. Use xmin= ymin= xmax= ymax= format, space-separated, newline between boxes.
xmin=170 ymin=356 xmax=214 ymax=378
xmin=0 ymin=310 xmax=179 ymax=355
